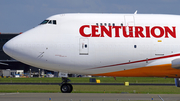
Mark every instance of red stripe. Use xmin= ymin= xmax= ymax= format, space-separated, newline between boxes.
xmin=88 ymin=53 xmax=180 ymax=70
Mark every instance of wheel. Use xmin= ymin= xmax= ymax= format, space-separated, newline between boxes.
xmin=60 ymin=83 xmax=73 ymax=93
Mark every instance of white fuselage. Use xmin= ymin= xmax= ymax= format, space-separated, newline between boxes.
xmin=3 ymin=13 xmax=180 ymax=77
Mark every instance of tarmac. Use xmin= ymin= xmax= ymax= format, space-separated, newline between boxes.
xmin=0 ymin=93 xmax=180 ymax=101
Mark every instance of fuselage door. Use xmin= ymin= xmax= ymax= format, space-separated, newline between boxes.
xmin=79 ymin=38 xmax=89 ymax=55
xmin=154 ymin=39 xmax=164 ymax=56
xmin=124 ymin=15 xmax=135 ymax=34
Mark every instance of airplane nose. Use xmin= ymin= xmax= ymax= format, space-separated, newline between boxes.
xmin=3 ymin=34 xmax=29 ymax=61
xmin=3 ymin=38 xmax=16 ymax=58
xmin=3 ymin=31 xmax=44 ymax=65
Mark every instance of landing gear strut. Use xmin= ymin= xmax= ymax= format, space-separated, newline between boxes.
xmin=59 ymin=77 xmax=73 ymax=93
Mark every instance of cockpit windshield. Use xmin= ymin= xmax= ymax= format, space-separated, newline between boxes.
xmin=40 ymin=20 xmax=57 ymax=25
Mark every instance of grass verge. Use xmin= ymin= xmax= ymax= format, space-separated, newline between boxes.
xmin=0 ymin=85 xmax=180 ymax=94
xmin=0 ymin=77 xmax=175 ymax=83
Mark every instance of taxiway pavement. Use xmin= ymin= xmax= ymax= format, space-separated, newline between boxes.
xmin=0 ymin=93 xmax=180 ymax=101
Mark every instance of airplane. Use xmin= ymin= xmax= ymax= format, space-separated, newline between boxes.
xmin=3 ymin=12 xmax=180 ymax=93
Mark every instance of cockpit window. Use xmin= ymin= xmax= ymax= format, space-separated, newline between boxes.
xmin=53 ymin=20 xmax=56 ymax=24
xmin=48 ymin=20 xmax=52 ymax=24
xmin=40 ymin=20 xmax=49 ymax=24
xmin=40 ymin=20 xmax=57 ymax=25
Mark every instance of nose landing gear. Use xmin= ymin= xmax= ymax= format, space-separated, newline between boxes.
xmin=60 ymin=77 xmax=73 ymax=93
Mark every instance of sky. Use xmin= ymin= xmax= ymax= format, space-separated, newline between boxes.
xmin=0 ymin=0 xmax=180 ymax=33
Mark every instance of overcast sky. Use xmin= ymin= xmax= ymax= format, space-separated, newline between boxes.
xmin=0 ymin=0 xmax=180 ymax=33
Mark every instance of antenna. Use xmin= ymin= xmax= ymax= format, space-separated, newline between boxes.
xmin=134 ymin=10 xmax=138 ymax=14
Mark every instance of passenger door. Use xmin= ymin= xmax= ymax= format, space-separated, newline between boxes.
xmin=124 ymin=15 xmax=135 ymax=34
xmin=79 ymin=38 xmax=89 ymax=55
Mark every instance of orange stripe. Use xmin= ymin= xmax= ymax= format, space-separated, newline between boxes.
xmin=92 ymin=64 xmax=180 ymax=78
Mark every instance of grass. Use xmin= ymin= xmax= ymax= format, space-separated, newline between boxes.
xmin=0 ymin=77 xmax=175 ymax=83
xmin=0 ymin=85 xmax=59 ymax=93
xmin=0 ymin=77 xmax=177 ymax=94
xmin=0 ymin=85 xmax=180 ymax=94
xmin=72 ymin=85 xmax=180 ymax=94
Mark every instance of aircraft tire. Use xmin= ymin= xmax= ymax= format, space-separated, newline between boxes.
xmin=60 ymin=83 xmax=73 ymax=93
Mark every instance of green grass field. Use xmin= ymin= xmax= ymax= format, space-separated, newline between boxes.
xmin=0 ymin=77 xmax=175 ymax=83
xmin=0 ymin=77 xmax=178 ymax=94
